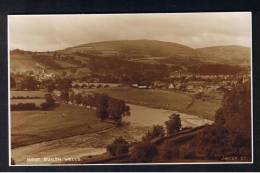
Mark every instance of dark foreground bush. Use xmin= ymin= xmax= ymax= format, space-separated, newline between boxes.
xmin=160 ymin=141 xmax=180 ymax=160
xmin=130 ymin=142 xmax=158 ymax=163
xmin=184 ymin=124 xmax=251 ymax=160
xmin=106 ymin=137 xmax=130 ymax=156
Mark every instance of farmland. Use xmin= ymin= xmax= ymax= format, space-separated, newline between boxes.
xmin=11 ymin=103 xmax=212 ymax=165
xmin=11 ymin=90 xmax=46 ymax=98
xmin=11 ymin=99 xmax=45 ymax=106
xmin=11 ymin=103 xmax=114 ymax=148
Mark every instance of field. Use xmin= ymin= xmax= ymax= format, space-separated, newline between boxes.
xmin=88 ymin=87 xmax=192 ymax=110
xmin=11 ymin=104 xmax=113 ymax=148
xmin=11 ymin=99 xmax=45 ymax=106
xmin=11 ymin=90 xmax=47 ymax=98
xmin=12 ymin=103 xmax=212 ymax=165
xmin=87 ymin=86 xmax=222 ymax=120
xmin=10 ymin=54 xmax=41 ymax=73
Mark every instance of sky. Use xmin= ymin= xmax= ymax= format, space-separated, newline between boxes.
xmin=9 ymin=12 xmax=252 ymax=51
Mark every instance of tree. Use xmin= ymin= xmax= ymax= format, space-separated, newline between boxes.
xmin=96 ymin=94 xmax=109 ymax=120
xmin=60 ymin=90 xmax=70 ymax=102
xmin=21 ymin=76 xmax=38 ymax=91
xmin=107 ymin=98 xmax=129 ymax=126
xmin=74 ymin=93 xmax=83 ymax=105
xmin=183 ymin=81 xmax=252 ymax=161
xmin=142 ymin=125 xmax=165 ymax=141
xmin=40 ymin=94 xmax=55 ymax=110
xmin=215 ymin=80 xmax=251 ymax=139
xmin=45 ymin=79 xmax=56 ymax=92
xmin=130 ymin=142 xmax=158 ymax=163
xmin=106 ymin=137 xmax=129 ymax=156
xmin=165 ymin=113 xmax=182 ymax=136
xmin=56 ymin=77 xmax=72 ymax=91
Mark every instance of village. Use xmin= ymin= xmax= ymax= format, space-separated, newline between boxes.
xmin=11 ymin=67 xmax=250 ymax=96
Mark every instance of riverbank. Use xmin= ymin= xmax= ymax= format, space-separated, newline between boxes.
xmin=85 ymin=86 xmax=222 ymax=120
xmin=11 ymin=103 xmax=114 ymax=148
xmin=12 ymin=103 xmax=212 ymax=165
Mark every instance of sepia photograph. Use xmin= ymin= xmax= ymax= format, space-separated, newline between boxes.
xmin=8 ymin=12 xmax=252 ymax=165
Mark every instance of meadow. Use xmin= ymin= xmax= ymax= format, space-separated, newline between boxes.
xmin=11 ymin=103 xmax=113 ymax=148
xmin=88 ymin=86 xmax=221 ymax=120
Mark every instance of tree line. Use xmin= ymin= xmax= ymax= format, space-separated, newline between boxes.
xmin=11 ymin=94 xmax=55 ymax=111
xmin=62 ymin=91 xmax=130 ymax=126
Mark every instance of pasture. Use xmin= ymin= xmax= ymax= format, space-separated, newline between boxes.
xmin=88 ymin=86 xmax=221 ymax=120
xmin=11 ymin=103 xmax=113 ymax=148
xmin=89 ymin=87 xmax=192 ymax=111
xmin=11 ymin=99 xmax=45 ymax=106
xmin=11 ymin=90 xmax=47 ymax=98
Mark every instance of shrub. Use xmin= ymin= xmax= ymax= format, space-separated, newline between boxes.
xmin=160 ymin=141 xmax=180 ymax=160
xmin=142 ymin=125 xmax=165 ymax=141
xmin=186 ymin=124 xmax=251 ymax=160
xmin=106 ymin=137 xmax=129 ymax=156
xmin=11 ymin=103 xmax=38 ymax=111
xmin=130 ymin=142 xmax=158 ymax=163
xmin=40 ymin=94 xmax=55 ymax=110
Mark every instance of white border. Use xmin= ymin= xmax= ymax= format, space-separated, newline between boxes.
xmin=7 ymin=12 xmax=254 ymax=166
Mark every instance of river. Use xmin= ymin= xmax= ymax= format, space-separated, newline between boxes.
xmin=12 ymin=104 xmax=213 ymax=165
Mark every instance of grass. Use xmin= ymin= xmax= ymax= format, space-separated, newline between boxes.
xmin=11 ymin=99 xmax=45 ymax=106
xmin=11 ymin=90 xmax=47 ymax=98
xmin=186 ymin=98 xmax=221 ymax=120
xmin=89 ymin=86 xmax=221 ymax=120
xmin=11 ymin=103 xmax=113 ymax=148
xmin=10 ymin=54 xmax=41 ymax=73
xmin=90 ymin=87 xmax=192 ymax=111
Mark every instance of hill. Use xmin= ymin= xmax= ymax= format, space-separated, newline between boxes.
xmin=65 ymin=40 xmax=197 ymax=58
xmin=10 ymin=40 xmax=250 ymax=76
xmin=196 ymin=45 xmax=251 ymax=66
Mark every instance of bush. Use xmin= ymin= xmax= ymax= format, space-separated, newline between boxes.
xmin=186 ymin=124 xmax=251 ymax=160
xmin=40 ymin=94 xmax=55 ymax=110
xmin=160 ymin=141 xmax=180 ymax=160
xmin=11 ymin=103 xmax=38 ymax=111
xmin=106 ymin=137 xmax=129 ymax=156
xmin=142 ymin=125 xmax=165 ymax=141
xmin=165 ymin=113 xmax=182 ymax=136
xmin=130 ymin=142 xmax=158 ymax=163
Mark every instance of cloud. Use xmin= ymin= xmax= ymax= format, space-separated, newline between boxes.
xmin=9 ymin=12 xmax=251 ymax=51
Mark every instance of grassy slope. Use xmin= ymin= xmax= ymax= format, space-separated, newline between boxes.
xmin=68 ymin=40 xmax=196 ymax=58
xmin=10 ymin=54 xmax=41 ymax=73
xmin=89 ymin=87 xmax=221 ymax=120
xmin=90 ymin=87 xmax=191 ymax=110
xmin=196 ymin=45 xmax=250 ymax=66
xmin=11 ymin=104 xmax=113 ymax=148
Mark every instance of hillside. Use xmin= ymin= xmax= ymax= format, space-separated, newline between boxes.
xmin=196 ymin=45 xmax=251 ymax=66
xmin=10 ymin=50 xmax=44 ymax=73
xmin=10 ymin=40 xmax=251 ymax=76
xmin=65 ymin=40 xmax=197 ymax=58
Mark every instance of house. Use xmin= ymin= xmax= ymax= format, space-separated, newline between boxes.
xmin=168 ymin=83 xmax=174 ymax=89
xmin=138 ymin=85 xmax=148 ymax=89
